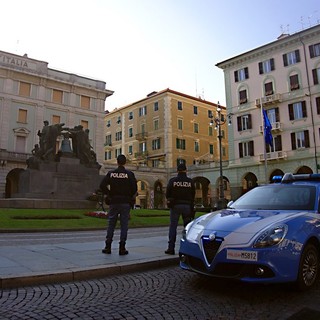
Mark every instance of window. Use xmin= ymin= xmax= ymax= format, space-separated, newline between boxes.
xmin=152 ymin=138 xmax=161 ymax=150
xmin=178 ymin=101 xmax=183 ymax=110
xmin=106 ymin=120 xmax=111 ymax=128
xmin=152 ymin=159 xmax=160 ymax=168
xmin=105 ymin=150 xmax=112 ymax=160
xmin=115 ymin=131 xmax=122 ymax=141
xmin=52 ymin=115 xmax=61 ymax=124
xmin=52 ymin=89 xmax=63 ymax=104
xmin=115 ymin=148 xmax=122 ymax=158
xmin=178 ymin=119 xmax=183 ymax=130
xmin=139 ymin=106 xmax=147 ymax=116
xmin=19 ymin=82 xmax=31 ymax=97
xmin=194 ymin=123 xmax=199 ymax=133
xmin=239 ymin=89 xmax=247 ymax=104
xmin=193 ymin=106 xmax=198 ymax=115
xmin=105 ymin=134 xmax=112 ymax=146
xmin=80 ymin=120 xmax=88 ymax=129
xmin=15 ymin=136 xmax=26 ymax=153
xmin=283 ymin=50 xmax=300 ymax=66
xmin=239 ymin=141 xmax=254 ymax=158
xmin=128 ymin=127 xmax=133 ymax=138
xmin=116 ymin=116 xmax=121 ymax=124
xmin=234 ymin=67 xmax=249 ymax=82
xmin=128 ymin=145 xmax=133 ymax=155
xmin=290 ymin=74 xmax=300 ymax=90
xmin=81 ymin=95 xmax=90 ymax=109
xmin=176 ymin=159 xmax=186 ymax=167
xmin=128 ymin=112 xmax=133 ymax=120
xmin=312 ymin=67 xmax=320 ymax=85
xmin=208 ymin=126 xmax=213 ymax=136
xmin=208 ymin=110 xmax=213 ymax=118
xmin=194 ymin=141 xmax=199 ymax=152
xmin=139 ymin=142 xmax=147 ymax=153
xmin=309 ymin=43 xmax=320 ymax=58
xmin=153 ymin=119 xmax=159 ymax=131
xmin=288 ymin=101 xmax=307 ymax=120
xmin=266 ymin=108 xmax=279 ymax=123
xmin=176 ymin=138 xmax=186 ymax=150
xmin=259 ymin=58 xmax=275 ymax=74
xmin=266 ymin=135 xmax=282 ymax=153
xmin=154 ymin=102 xmax=159 ymax=111
xmin=264 ymin=82 xmax=274 ymax=96
xmin=209 ymin=144 xmax=214 ymax=154
xmin=291 ymin=130 xmax=310 ymax=149
xmin=237 ymin=114 xmax=252 ymax=131
xmin=18 ymin=109 xmax=27 ymax=123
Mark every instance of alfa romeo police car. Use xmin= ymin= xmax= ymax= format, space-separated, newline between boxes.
xmin=179 ymin=173 xmax=320 ymax=290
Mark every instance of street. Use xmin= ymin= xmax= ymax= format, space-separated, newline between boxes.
xmin=1 ymin=264 xmax=320 ymax=319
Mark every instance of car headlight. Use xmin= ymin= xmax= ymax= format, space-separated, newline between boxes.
xmin=182 ymin=221 xmax=193 ymax=240
xmin=253 ymin=224 xmax=288 ymax=248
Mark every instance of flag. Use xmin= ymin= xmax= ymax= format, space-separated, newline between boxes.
xmin=263 ymin=109 xmax=273 ymax=147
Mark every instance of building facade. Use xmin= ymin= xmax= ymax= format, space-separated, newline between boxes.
xmin=0 ymin=50 xmax=113 ymax=198
xmin=216 ymin=23 xmax=320 ymax=200
xmin=102 ymin=89 xmax=229 ymax=208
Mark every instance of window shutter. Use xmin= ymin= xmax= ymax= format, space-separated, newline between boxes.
xmin=258 ymin=62 xmax=263 ymax=74
xmin=275 ymin=107 xmax=280 ymax=122
xmin=270 ymin=58 xmax=275 ymax=71
xmin=316 ymin=97 xmax=320 ymax=114
xmin=302 ymin=101 xmax=307 ymax=117
xmin=291 ymin=133 xmax=296 ymax=150
xmin=244 ymin=67 xmax=249 ymax=79
xmin=237 ymin=116 xmax=242 ymax=131
xmin=304 ymin=130 xmax=310 ymax=148
xmin=234 ymin=71 xmax=238 ymax=82
xmin=295 ymin=50 xmax=301 ymax=63
xmin=288 ymin=104 xmax=294 ymax=121
xmin=309 ymin=45 xmax=315 ymax=58
xmin=312 ymin=69 xmax=319 ymax=85
xmin=249 ymin=141 xmax=254 ymax=156
xmin=275 ymin=135 xmax=282 ymax=152
xmin=283 ymin=54 xmax=288 ymax=67
xmin=239 ymin=143 xmax=243 ymax=158
xmin=248 ymin=114 xmax=252 ymax=129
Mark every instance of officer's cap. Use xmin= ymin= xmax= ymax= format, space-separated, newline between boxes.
xmin=177 ymin=163 xmax=186 ymax=171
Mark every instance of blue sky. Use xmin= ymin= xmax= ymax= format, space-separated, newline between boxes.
xmin=1 ymin=0 xmax=319 ymax=110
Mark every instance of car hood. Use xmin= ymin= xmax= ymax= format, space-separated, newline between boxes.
xmin=190 ymin=209 xmax=306 ymax=245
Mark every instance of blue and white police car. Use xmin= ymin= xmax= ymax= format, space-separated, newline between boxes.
xmin=179 ymin=173 xmax=320 ymax=290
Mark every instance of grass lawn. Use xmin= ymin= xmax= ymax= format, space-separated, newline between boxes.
xmin=0 ymin=208 xmax=180 ymax=231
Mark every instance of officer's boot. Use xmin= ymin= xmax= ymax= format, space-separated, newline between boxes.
xmin=119 ymin=241 xmax=129 ymax=255
xmin=102 ymin=240 xmax=112 ymax=254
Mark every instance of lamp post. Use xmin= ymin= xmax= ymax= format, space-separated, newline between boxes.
xmin=210 ymin=102 xmax=227 ymax=209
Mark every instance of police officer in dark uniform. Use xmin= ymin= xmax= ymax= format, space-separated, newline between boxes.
xmin=100 ymin=154 xmax=137 ymax=255
xmin=165 ymin=163 xmax=195 ymax=255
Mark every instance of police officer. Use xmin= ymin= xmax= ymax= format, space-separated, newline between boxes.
xmin=165 ymin=163 xmax=195 ymax=255
xmin=100 ymin=154 xmax=137 ymax=255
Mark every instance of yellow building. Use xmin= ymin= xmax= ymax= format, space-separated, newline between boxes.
xmin=103 ymin=88 xmax=228 ymax=169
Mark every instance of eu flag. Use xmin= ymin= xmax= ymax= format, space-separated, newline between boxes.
xmin=263 ymin=109 xmax=273 ymax=147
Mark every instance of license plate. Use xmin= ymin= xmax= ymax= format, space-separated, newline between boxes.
xmin=227 ymin=249 xmax=258 ymax=261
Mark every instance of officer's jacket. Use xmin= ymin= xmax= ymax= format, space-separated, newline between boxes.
xmin=166 ymin=172 xmax=195 ymax=205
xmin=100 ymin=166 xmax=137 ymax=205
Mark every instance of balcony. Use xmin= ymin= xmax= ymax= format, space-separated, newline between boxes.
xmin=135 ymin=151 xmax=148 ymax=159
xmin=0 ymin=149 xmax=30 ymax=163
xmin=255 ymin=93 xmax=282 ymax=106
xmin=259 ymin=122 xmax=282 ymax=133
xmin=259 ymin=151 xmax=287 ymax=161
xmin=135 ymin=132 xmax=148 ymax=141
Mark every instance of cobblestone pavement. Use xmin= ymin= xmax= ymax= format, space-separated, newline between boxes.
xmin=1 ymin=265 xmax=320 ymax=320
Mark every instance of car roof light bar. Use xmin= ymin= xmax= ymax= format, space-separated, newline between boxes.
xmin=280 ymin=173 xmax=320 ymax=183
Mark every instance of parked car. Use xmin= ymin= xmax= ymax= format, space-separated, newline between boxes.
xmin=179 ymin=173 xmax=320 ymax=290
xmin=194 ymin=203 xmax=205 ymax=209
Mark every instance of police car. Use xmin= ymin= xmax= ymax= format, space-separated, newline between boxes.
xmin=179 ymin=173 xmax=320 ymax=290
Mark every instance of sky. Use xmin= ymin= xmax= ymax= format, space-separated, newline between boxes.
xmin=1 ymin=0 xmax=319 ymax=111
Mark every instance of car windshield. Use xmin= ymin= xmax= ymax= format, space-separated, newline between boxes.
xmin=231 ymin=185 xmax=316 ymax=210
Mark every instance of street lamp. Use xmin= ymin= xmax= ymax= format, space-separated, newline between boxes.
xmin=210 ymin=101 xmax=228 ymax=209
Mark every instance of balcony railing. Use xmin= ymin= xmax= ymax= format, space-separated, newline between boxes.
xmin=259 ymin=151 xmax=287 ymax=161
xmin=259 ymin=122 xmax=282 ymax=133
xmin=135 ymin=132 xmax=148 ymax=141
xmin=135 ymin=151 xmax=148 ymax=159
xmin=255 ymin=93 xmax=282 ymax=106
xmin=0 ymin=149 xmax=30 ymax=162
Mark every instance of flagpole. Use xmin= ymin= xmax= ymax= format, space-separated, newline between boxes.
xmin=260 ymin=98 xmax=268 ymax=183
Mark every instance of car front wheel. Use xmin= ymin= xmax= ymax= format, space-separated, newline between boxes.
xmin=296 ymin=243 xmax=319 ymax=291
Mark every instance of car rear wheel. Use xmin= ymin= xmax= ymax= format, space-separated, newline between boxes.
xmin=296 ymin=243 xmax=319 ymax=291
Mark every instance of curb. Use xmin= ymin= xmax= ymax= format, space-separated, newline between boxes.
xmin=0 ymin=257 xmax=179 ymax=289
